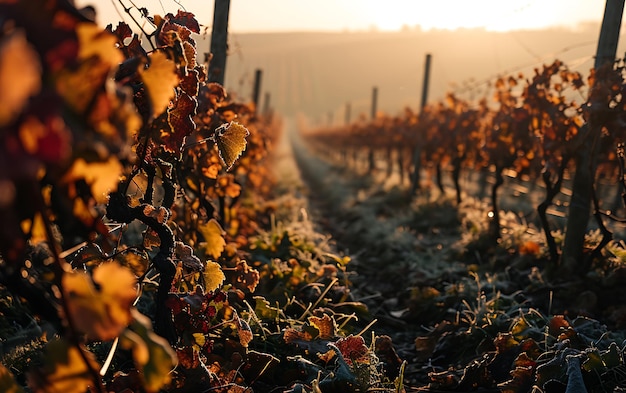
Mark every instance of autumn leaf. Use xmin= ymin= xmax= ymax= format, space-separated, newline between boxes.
xmin=18 ymin=108 xmax=72 ymax=164
xmin=62 ymin=157 xmax=123 ymax=203
xmin=27 ymin=339 xmax=100 ymax=393
xmin=335 ymin=335 xmax=370 ymax=366
xmin=0 ymin=363 xmax=24 ymax=393
xmin=175 ymin=241 xmax=203 ymax=272
xmin=55 ymin=23 xmax=122 ymax=115
xmin=115 ymin=249 xmax=150 ymax=277
xmin=20 ymin=212 xmax=47 ymax=245
xmin=120 ymin=309 xmax=177 ymax=393
xmin=139 ymin=51 xmax=179 ymax=118
xmin=0 ymin=30 xmax=41 ymax=127
xmin=76 ymin=23 xmax=122 ymax=67
xmin=169 ymin=10 xmax=201 ymax=34
xmin=203 ymin=261 xmax=225 ymax=292
xmin=215 ymin=122 xmax=250 ymax=170
xmin=197 ymin=218 xmax=226 ymax=259
xmin=62 ymin=262 xmax=137 ymax=341
xmin=235 ymin=313 xmax=253 ymax=347
xmin=164 ymin=92 xmax=197 ymax=153
xmin=309 ymin=314 xmax=335 ymax=339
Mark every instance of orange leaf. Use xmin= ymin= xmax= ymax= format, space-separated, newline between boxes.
xmin=0 ymin=30 xmax=41 ymax=127
xmin=27 ymin=339 xmax=100 ymax=393
xmin=216 ymin=122 xmax=249 ymax=170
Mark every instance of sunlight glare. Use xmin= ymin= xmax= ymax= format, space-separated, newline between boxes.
xmin=361 ymin=0 xmax=565 ymax=32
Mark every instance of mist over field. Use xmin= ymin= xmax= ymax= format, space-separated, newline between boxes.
xmin=194 ymin=23 xmax=625 ymax=123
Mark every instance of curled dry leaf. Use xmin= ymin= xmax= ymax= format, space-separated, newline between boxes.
xmin=235 ymin=313 xmax=253 ymax=348
xmin=215 ymin=122 xmax=250 ymax=170
xmin=335 ymin=335 xmax=370 ymax=366
xmin=175 ymin=241 xmax=203 ymax=272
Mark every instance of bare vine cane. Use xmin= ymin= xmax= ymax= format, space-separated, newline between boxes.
xmin=106 ymin=173 xmax=178 ymax=344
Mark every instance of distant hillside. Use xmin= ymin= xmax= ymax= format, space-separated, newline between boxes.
xmin=197 ymin=24 xmax=617 ymax=123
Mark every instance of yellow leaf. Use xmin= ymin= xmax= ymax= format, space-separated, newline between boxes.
xmin=114 ymin=249 xmax=150 ymax=277
xmin=76 ymin=23 xmax=123 ymax=67
xmin=139 ymin=51 xmax=179 ymax=118
xmin=197 ymin=218 xmax=226 ymax=259
xmin=55 ymin=24 xmax=122 ymax=115
xmin=27 ymin=339 xmax=99 ymax=393
xmin=21 ymin=212 xmax=47 ymax=245
xmin=192 ymin=332 xmax=206 ymax=347
xmin=216 ymin=122 xmax=249 ymax=170
xmin=203 ymin=261 xmax=225 ymax=292
xmin=62 ymin=157 xmax=122 ymax=203
xmin=0 ymin=30 xmax=41 ymax=127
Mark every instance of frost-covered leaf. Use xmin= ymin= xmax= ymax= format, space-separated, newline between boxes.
xmin=215 ymin=122 xmax=249 ymax=170
xmin=27 ymin=338 xmax=100 ymax=393
xmin=165 ymin=92 xmax=196 ymax=153
xmin=235 ymin=313 xmax=253 ymax=347
xmin=139 ymin=51 xmax=178 ymax=118
xmin=175 ymin=241 xmax=203 ymax=272
xmin=309 ymin=314 xmax=335 ymax=339
xmin=203 ymin=261 xmax=225 ymax=292
xmin=254 ymin=296 xmax=280 ymax=319
xmin=197 ymin=218 xmax=226 ymax=259
xmin=169 ymin=10 xmax=201 ymax=34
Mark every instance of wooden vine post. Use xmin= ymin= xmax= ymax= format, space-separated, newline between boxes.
xmin=208 ymin=0 xmax=231 ymax=85
xmin=371 ymin=86 xmax=378 ymax=120
xmin=252 ymin=68 xmax=263 ymax=114
xmin=410 ymin=53 xmax=432 ymax=194
xmin=561 ymin=0 xmax=625 ymax=277
xmin=263 ymin=92 xmax=271 ymax=116
xmin=369 ymin=87 xmax=378 ymax=171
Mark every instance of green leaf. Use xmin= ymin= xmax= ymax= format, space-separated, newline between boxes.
xmin=215 ymin=122 xmax=249 ymax=170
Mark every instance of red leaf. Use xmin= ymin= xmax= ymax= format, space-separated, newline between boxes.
xmin=169 ymin=10 xmax=200 ymax=34
xmin=165 ymin=92 xmax=197 ymax=152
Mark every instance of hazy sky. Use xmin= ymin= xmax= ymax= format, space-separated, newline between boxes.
xmin=79 ymin=0 xmax=612 ymax=33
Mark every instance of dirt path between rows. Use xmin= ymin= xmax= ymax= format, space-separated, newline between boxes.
xmin=281 ymin=120 xmax=474 ymax=387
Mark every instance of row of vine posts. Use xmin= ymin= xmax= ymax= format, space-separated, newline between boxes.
xmin=305 ymin=0 xmax=626 ymax=283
